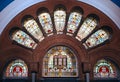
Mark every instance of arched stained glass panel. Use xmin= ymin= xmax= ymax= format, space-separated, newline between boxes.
xmin=54 ymin=9 xmax=66 ymax=34
xmin=43 ymin=46 xmax=78 ymax=77
xmin=23 ymin=18 xmax=44 ymax=41
xmin=76 ymin=17 xmax=97 ymax=41
xmin=94 ymin=59 xmax=117 ymax=79
xmin=5 ymin=59 xmax=28 ymax=78
xmin=83 ymin=29 xmax=109 ymax=49
xmin=67 ymin=12 xmax=82 ymax=36
xmin=38 ymin=13 xmax=53 ymax=36
xmin=11 ymin=30 xmax=37 ymax=49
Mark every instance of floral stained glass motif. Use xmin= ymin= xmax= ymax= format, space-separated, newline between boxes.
xmin=38 ymin=13 xmax=53 ymax=36
xmin=76 ymin=17 xmax=97 ymax=41
xmin=5 ymin=59 xmax=28 ymax=78
xmin=43 ymin=46 xmax=78 ymax=77
xmin=54 ymin=9 xmax=66 ymax=34
xmin=67 ymin=12 xmax=82 ymax=36
xmin=94 ymin=59 xmax=117 ymax=78
xmin=23 ymin=18 xmax=44 ymax=41
xmin=12 ymin=30 xmax=37 ymax=49
xmin=83 ymin=29 xmax=109 ymax=49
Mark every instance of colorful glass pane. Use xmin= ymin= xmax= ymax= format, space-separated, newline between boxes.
xmin=54 ymin=9 xmax=66 ymax=34
xmin=5 ymin=59 xmax=28 ymax=78
xmin=67 ymin=12 xmax=82 ymax=36
xmin=83 ymin=29 xmax=109 ymax=49
xmin=94 ymin=59 xmax=117 ymax=78
xmin=38 ymin=13 xmax=53 ymax=36
xmin=43 ymin=46 xmax=78 ymax=77
xmin=23 ymin=18 xmax=44 ymax=41
xmin=76 ymin=17 xmax=97 ymax=41
xmin=12 ymin=30 xmax=37 ymax=49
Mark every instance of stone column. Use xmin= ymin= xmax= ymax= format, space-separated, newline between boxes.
xmin=32 ymin=72 xmax=36 ymax=82
xmin=86 ymin=73 xmax=90 ymax=82
xmin=82 ymin=62 xmax=90 ymax=82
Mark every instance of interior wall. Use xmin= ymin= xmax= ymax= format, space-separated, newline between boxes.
xmin=0 ymin=0 xmax=120 ymax=81
xmin=0 ymin=0 xmax=120 ymax=35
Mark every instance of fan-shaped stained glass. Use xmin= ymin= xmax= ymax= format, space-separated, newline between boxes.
xmin=23 ymin=18 xmax=44 ymax=41
xmin=38 ymin=13 xmax=53 ymax=36
xmin=83 ymin=29 xmax=109 ymax=49
xmin=54 ymin=9 xmax=66 ymax=34
xmin=12 ymin=30 xmax=37 ymax=49
xmin=67 ymin=12 xmax=82 ymax=36
xmin=76 ymin=17 xmax=97 ymax=41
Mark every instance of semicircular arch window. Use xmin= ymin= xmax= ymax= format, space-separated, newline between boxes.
xmin=4 ymin=59 xmax=28 ymax=78
xmin=93 ymin=59 xmax=120 ymax=79
xmin=43 ymin=46 xmax=78 ymax=77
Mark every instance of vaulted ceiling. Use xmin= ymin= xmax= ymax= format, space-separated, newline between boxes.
xmin=0 ymin=0 xmax=120 ymax=35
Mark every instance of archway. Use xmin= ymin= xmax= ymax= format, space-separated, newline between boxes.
xmin=3 ymin=59 xmax=28 ymax=82
xmin=42 ymin=46 xmax=79 ymax=81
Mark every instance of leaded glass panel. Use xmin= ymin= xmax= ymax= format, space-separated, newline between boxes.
xmin=43 ymin=46 xmax=78 ymax=77
xmin=23 ymin=18 xmax=44 ymax=41
xmin=5 ymin=59 xmax=28 ymax=78
xmin=67 ymin=12 xmax=82 ymax=36
xmin=38 ymin=13 xmax=53 ymax=36
xmin=12 ymin=30 xmax=37 ymax=49
xmin=54 ymin=9 xmax=66 ymax=34
xmin=94 ymin=59 xmax=117 ymax=79
xmin=83 ymin=29 xmax=109 ymax=49
xmin=76 ymin=17 xmax=97 ymax=41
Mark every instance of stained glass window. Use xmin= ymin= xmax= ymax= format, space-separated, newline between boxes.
xmin=67 ymin=12 xmax=82 ymax=36
xmin=43 ymin=46 xmax=78 ymax=77
xmin=5 ymin=59 xmax=28 ymax=78
xmin=23 ymin=18 xmax=44 ymax=41
xmin=38 ymin=12 xmax=53 ymax=36
xmin=94 ymin=59 xmax=117 ymax=79
xmin=54 ymin=8 xmax=66 ymax=34
xmin=83 ymin=29 xmax=109 ymax=49
xmin=11 ymin=30 xmax=37 ymax=49
xmin=76 ymin=17 xmax=97 ymax=41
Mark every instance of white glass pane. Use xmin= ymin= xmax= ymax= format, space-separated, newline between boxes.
xmin=38 ymin=13 xmax=53 ymax=35
xmin=83 ymin=29 xmax=109 ymax=49
xmin=54 ymin=9 xmax=66 ymax=34
xmin=76 ymin=17 xmax=97 ymax=41
xmin=23 ymin=18 xmax=44 ymax=41
xmin=67 ymin=12 xmax=82 ymax=36
xmin=12 ymin=30 xmax=37 ymax=49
